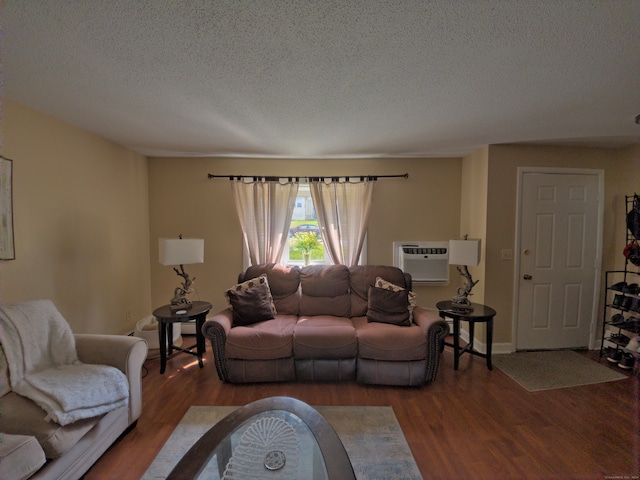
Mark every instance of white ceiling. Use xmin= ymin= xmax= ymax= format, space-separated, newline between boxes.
xmin=3 ymin=1 xmax=640 ymax=159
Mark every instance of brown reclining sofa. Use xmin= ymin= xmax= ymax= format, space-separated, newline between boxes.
xmin=203 ymin=263 xmax=449 ymax=386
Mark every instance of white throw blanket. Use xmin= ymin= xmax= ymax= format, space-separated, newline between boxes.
xmin=0 ymin=299 xmax=129 ymax=426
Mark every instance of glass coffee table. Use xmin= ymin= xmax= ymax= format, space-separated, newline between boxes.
xmin=167 ymin=397 xmax=355 ymax=480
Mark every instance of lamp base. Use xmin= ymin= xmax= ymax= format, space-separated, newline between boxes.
xmin=451 ymin=301 xmax=474 ymax=312
xmin=170 ymin=301 xmax=193 ymax=313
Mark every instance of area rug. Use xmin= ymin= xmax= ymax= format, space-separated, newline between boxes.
xmin=142 ymin=405 xmax=422 ymax=480
xmin=492 ymin=350 xmax=627 ymax=392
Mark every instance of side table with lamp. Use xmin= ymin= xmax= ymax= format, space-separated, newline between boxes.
xmin=440 ymin=237 xmax=496 ymax=370
xmin=156 ymin=236 xmax=212 ymax=374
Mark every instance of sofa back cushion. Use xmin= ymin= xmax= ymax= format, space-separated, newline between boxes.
xmin=244 ymin=264 xmax=301 ymax=315
xmin=349 ymin=265 xmax=408 ymax=317
xmin=299 ymin=265 xmax=351 ymax=317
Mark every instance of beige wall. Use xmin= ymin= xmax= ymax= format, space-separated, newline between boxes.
xmin=4 ymin=97 xmax=637 ymax=345
xmin=484 ymin=144 xmax=640 ymax=348
xmin=148 ymin=156 xmax=463 ymax=311
xmin=460 ymin=146 xmax=489 ymax=304
xmin=0 ymin=100 xmax=151 ymax=334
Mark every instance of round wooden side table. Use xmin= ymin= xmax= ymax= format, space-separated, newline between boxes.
xmin=153 ymin=301 xmax=212 ymax=374
xmin=437 ymin=300 xmax=496 ymax=371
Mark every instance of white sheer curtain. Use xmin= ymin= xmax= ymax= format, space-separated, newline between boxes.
xmin=231 ymin=178 xmax=299 ymax=265
xmin=310 ymin=178 xmax=375 ymax=266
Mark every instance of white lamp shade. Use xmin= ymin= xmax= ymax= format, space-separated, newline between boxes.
xmin=449 ymin=239 xmax=481 ymax=266
xmin=159 ymin=238 xmax=204 ymax=266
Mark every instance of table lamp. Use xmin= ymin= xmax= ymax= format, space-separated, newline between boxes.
xmin=159 ymin=236 xmax=204 ymax=312
xmin=449 ymin=237 xmax=481 ymax=310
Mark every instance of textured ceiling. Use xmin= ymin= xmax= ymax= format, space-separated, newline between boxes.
xmin=3 ymin=1 xmax=640 ymax=158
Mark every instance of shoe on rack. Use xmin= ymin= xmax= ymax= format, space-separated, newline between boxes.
xmin=612 ymin=294 xmax=630 ymax=310
xmin=607 ymin=348 xmax=623 ymax=363
xmin=621 ymin=317 xmax=640 ymax=334
xmin=611 ymin=281 xmax=628 ymax=292
xmin=623 ymin=283 xmax=640 ymax=295
xmin=622 ymin=296 xmax=634 ymax=311
xmin=618 ymin=352 xmax=635 ymax=369
xmin=610 ymin=313 xmax=625 ymax=325
xmin=609 ymin=333 xmax=629 ymax=346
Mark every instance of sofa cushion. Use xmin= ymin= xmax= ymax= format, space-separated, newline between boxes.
xmin=299 ymin=265 xmax=351 ymax=317
xmin=293 ymin=316 xmax=358 ymax=359
xmin=367 ymin=286 xmax=411 ymax=326
xmin=225 ymin=316 xmax=297 ymax=360
xmin=0 ymin=391 xmax=100 ymax=458
xmin=349 ymin=265 xmax=408 ymax=317
xmin=227 ymin=281 xmax=276 ymax=326
xmin=0 ymin=434 xmax=46 ymax=480
xmin=353 ymin=316 xmax=427 ymax=361
xmin=244 ymin=264 xmax=300 ymax=315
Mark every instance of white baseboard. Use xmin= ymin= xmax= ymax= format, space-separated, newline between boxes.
xmin=457 ymin=328 xmax=513 ymax=355
xmin=459 ymin=332 xmax=605 ymax=355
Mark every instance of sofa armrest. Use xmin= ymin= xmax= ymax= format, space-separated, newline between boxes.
xmin=74 ymin=334 xmax=148 ymax=425
xmin=413 ymin=306 xmax=450 ymax=382
xmin=413 ymin=306 xmax=444 ymax=333
xmin=202 ymin=309 xmax=233 ymax=382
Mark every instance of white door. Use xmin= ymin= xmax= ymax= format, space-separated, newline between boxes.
xmin=516 ymin=170 xmax=602 ymax=350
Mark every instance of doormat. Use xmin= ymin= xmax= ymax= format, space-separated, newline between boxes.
xmin=492 ymin=350 xmax=627 ymax=392
xmin=142 ymin=405 xmax=422 ymax=480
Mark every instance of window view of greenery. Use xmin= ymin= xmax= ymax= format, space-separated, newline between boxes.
xmin=287 ymin=185 xmax=325 ymax=264
xmin=289 ymin=222 xmax=323 ymax=263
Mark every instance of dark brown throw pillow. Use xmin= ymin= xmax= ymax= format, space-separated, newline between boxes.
xmin=227 ymin=282 xmax=276 ymax=326
xmin=366 ymin=286 xmax=411 ymax=326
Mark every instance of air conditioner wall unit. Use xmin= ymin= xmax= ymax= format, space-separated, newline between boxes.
xmin=392 ymin=241 xmax=450 ymax=283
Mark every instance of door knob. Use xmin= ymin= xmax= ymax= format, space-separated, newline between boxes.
xmin=523 ymin=274 xmax=533 ymax=280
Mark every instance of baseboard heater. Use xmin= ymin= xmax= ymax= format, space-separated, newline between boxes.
xmin=393 ymin=241 xmax=450 ymax=283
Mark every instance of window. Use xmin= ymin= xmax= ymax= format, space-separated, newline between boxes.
xmin=282 ymin=184 xmax=327 ymax=266
xmin=281 ymin=184 xmax=368 ymax=266
xmin=240 ymin=182 xmax=368 ymax=268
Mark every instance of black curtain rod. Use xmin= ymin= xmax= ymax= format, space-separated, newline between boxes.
xmin=0 ymin=155 xmax=15 ymax=161
xmin=207 ymin=173 xmax=408 ymax=181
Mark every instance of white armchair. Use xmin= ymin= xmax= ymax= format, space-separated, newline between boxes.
xmin=0 ymin=317 xmax=147 ymax=480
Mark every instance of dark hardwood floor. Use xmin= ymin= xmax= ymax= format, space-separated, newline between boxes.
xmin=84 ymin=338 xmax=639 ymax=479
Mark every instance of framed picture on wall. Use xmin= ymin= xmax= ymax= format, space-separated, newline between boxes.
xmin=0 ymin=157 xmax=15 ymax=260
